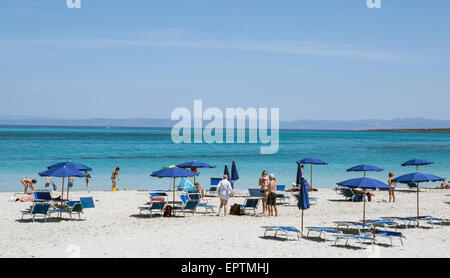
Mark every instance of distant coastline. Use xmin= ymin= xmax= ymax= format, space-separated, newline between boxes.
xmin=370 ymin=128 xmax=450 ymax=133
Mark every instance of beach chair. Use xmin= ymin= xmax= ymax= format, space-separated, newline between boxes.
xmin=445 ymin=202 xmax=450 ymax=205
xmin=49 ymin=202 xmax=84 ymax=220
xmin=248 ymin=189 xmax=264 ymax=198
xmin=33 ymin=191 xmax=52 ymax=203
xmin=334 ymin=221 xmax=372 ymax=234
xmin=139 ymin=201 xmax=166 ymax=218
xmin=240 ymin=198 xmax=259 ymax=215
xmin=363 ymin=220 xmax=398 ymax=231
xmin=80 ymin=197 xmax=95 ymax=209
xmin=206 ymin=178 xmax=221 ymax=196
xmin=275 ymin=185 xmax=291 ymax=205
xmin=341 ymin=188 xmax=355 ymax=201
xmin=187 ymin=194 xmax=216 ymax=213
xmin=261 ymin=226 xmax=302 ymax=241
xmin=332 ymin=234 xmax=376 ymax=249
xmin=293 ymin=194 xmax=318 ymax=205
xmin=422 ymin=217 xmax=443 ymax=228
xmin=407 ymin=183 xmax=418 ymax=190
xmin=173 ymin=198 xmax=199 ymax=217
xmin=305 ymin=227 xmax=342 ymax=242
xmin=361 ymin=230 xmax=405 ymax=247
xmin=21 ymin=203 xmax=51 ymax=222
xmin=148 ymin=192 xmax=168 ymax=204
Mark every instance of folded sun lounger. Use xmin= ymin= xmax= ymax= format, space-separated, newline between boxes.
xmin=261 ymin=226 xmax=303 ymax=241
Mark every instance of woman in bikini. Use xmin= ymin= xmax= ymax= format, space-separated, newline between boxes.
xmin=21 ymin=178 xmax=37 ymax=194
xmin=259 ymin=170 xmax=269 ymax=215
xmin=388 ymin=172 xmax=396 ymax=202
xmin=111 ymin=167 xmax=120 ymax=191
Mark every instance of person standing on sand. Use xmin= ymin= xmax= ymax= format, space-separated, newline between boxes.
xmin=259 ymin=170 xmax=269 ymax=215
xmin=45 ymin=177 xmax=51 ymax=189
xmin=267 ymin=174 xmax=278 ymax=217
xmin=217 ymin=175 xmax=232 ymax=217
xmin=85 ymin=171 xmax=91 ymax=191
xmin=388 ymin=172 xmax=396 ymax=202
xmin=21 ymin=178 xmax=36 ymax=194
xmin=111 ymin=167 xmax=120 ymax=191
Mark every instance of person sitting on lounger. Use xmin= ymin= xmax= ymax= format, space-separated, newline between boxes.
xmin=440 ymin=182 xmax=450 ymax=189
xmin=194 ymin=182 xmax=205 ymax=198
xmin=21 ymin=178 xmax=37 ymax=194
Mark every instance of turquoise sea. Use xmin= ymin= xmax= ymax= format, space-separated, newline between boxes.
xmin=0 ymin=126 xmax=449 ymax=192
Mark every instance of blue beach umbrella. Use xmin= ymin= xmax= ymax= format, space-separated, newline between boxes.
xmin=401 ymin=158 xmax=433 ymax=172
xmin=393 ymin=172 xmax=444 ymax=223
xmin=151 ymin=167 xmax=199 ymax=205
xmin=48 ymin=161 xmax=92 ymax=172
xmin=346 ymin=164 xmax=384 ymax=178
xmin=297 ymin=170 xmax=310 ymax=232
xmin=224 ymin=164 xmax=232 ymax=189
xmin=297 ymin=158 xmax=327 ymax=190
xmin=176 ymin=161 xmax=215 ymax=185
xmin=39 ymin=166 xmax=87 ymax=218
xmin=231 ymin=160 xmax=239 ymax=188
xmin=337 ymin=177 xmax=390 ymax=223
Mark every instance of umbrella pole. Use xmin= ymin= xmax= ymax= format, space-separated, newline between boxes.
xmin=173 ymin=177 xmax=176 ymax=210
xmin=417 ymin=182 xmax=420 ymax=227
xmin=363 ymin=189 xmax=366 ymax=224
xmin=60 ymin=178 xmax=65 ymax=219
xmin=301 ymin=209 xmax=304 ymax=233
xmin=67 ymin=179 xmax=70 ymax=200
xmin=310 ymin=165 xmax=313 ymax=190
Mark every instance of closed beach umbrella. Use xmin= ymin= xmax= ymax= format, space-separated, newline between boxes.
xmin=231 ymin=160 xmax=239 ymax=189
xmin=39 ymin=166 xmax=87 ymax=218
xmin=393 ymin=172 xmax=444 ymax=224
xmin=176 ymin=161 xmax=215 ymax=185
xmin=224 ymin=164 xmax=232 ymax=188
xmin=401 ymin=158 xmax=433 ymax=172
xmin=337 ymin=177 xmax=390 ymax=223
xmin=48 ymin=161 xmax=92 ymax=172
xmin=297 ymin=158 xmax=328 ymax=190
xmin=150 ymin=167 xmax=198 ymax=206
xmin=347 ymin=164 xmax=384 ymax=178
xmin=297 ymin=170 xmax=310 ymax=232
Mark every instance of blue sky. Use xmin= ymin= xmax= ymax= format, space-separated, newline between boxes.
xmin=1 ymin=0 xmax=449 ymax=121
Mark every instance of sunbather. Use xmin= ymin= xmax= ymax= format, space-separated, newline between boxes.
xmin=440 ymin=182 xmax=450 ymax=189
xmin=21 ymin=178 xmax=37 ymax=194
xmin=194 ymin=182 xmax=205 ymax=198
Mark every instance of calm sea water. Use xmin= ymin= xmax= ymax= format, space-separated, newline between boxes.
xmin=1 ymin=126 xmax=449 ymax=192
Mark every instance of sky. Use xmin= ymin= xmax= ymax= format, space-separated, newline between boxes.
xmin=1 ymin=0 xmax=449 ymax=121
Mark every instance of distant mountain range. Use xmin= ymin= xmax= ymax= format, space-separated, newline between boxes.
xmin=1 ymin=116 xmax=450 ymax=130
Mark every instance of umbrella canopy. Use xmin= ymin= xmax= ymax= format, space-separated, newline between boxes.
xmin=48 ymin=161 xmax=92 ymax=172
xmin=401 ymin=158 xmax=433 ymax=172
xmin=297 ymin=158 xmax=328 ymax=190
xmin=297 ymin=169 xmax=309 ymax=232
xmin=176 ymin=161 xmax=215 ymax=169
xmin=393 ymin=172 xmax=444 ymax=224
xmin=346 ymin=164 xmax=384 ymax=177
xmin=231 ymin=160 xmax=239 ymax=182
xmin=151 ymin=167 xmax=198 ymax=206
xmin=337 ymin=177 xmax=389 ymax=223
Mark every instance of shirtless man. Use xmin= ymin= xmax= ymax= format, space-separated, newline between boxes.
xmin=259 ymin=170 xmax=269 ymax=215
xmin=267 ymin=174 xmax=278 ymax=217
xmin=21 ymin=178 xmax=37 ymax=194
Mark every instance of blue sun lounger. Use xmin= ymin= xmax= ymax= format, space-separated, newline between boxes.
xmin=79 ymin=197 xmax=95 ymax=209
xmin=361 ymin=230 xmax=405 ymax=247
xmin=139 ymin=201 xmax=166 ymax=218
xmin=293 ymin=194 xmax=318 ymax=205
xmin=422 ymin=217 xmax=443 ymax=228
xmin=240 ymin=198 xmax=260 ymax=215
xmin=445 ymin=202 xmax=450 ymax=205
xmin=49 ymin=202 xmax=84 ymax=220
xmin=332 ymin=234 xmax=376 ymax=249
xmin=187 ymin=193 xmax=216 ymax=213
xmin=261 ymin=226 xmax=303 ymax=241
xmin=334 ymin=221 xmax=372 ymax=234
xmin=363 ymin=220 xmax=398 ymax=231
xmin=305 ymin=227 xmax=342 ymax=241
xmin=174 ymin=196 xmax=199 ymax=217
xmin=21 ymin=203 xmax=51 ymax=222
xmin=33 ymin=191 xmax=52 ymax=203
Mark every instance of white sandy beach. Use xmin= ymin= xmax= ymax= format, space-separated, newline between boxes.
xmin=1 ymin=188 xmax=449 ymax=258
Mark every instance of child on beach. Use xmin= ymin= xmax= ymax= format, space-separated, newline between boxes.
xmin=111 ymin=167 xmax=120 ymax=191
xmin=259 ymin=170 xmax=269 ymax=215
xmin=388 ymin=172 xmax=396 ymax=202
xmin=21 ymin=178 xmax=36 ymax=194
xmin=217 ymin=175 xmax=232 ymax=217
xmin=267 ymin=174 xmax=278 ymax=217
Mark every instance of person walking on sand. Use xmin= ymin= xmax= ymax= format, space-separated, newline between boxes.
xmin=21 ymin=178 xmax=37 ymax=194
xmin=217 ymin=175 xmax=233 ymax=217
xmin=259 ymin=170 xmax=269 ymax=215
xmin=388 ymin=172 xmax=396 ymax=202
xmin=267 ymin=174 xmax=278 ymax=217
xmin=111 ymin=167 xmax=120 ymax=191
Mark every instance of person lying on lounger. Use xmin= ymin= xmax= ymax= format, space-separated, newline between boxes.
xmin=440 ymin=182 xmax=450 ymax=189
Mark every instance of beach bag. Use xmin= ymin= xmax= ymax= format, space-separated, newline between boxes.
xmin=163 ymin=205 xmax=173 ymax=217
xmin=229 ymin=204 xmax=242 ymax=216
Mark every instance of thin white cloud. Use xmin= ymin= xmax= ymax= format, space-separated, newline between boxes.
xmin=0 ymin=37 xmax=412 ymax=62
